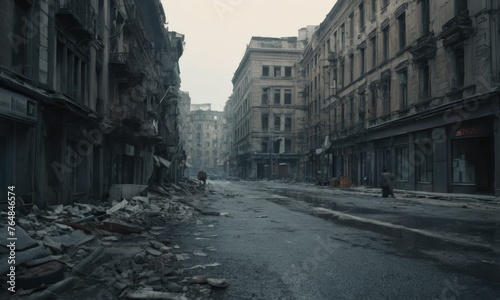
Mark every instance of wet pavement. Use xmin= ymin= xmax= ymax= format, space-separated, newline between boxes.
xmin=181 ymin=180 xmax=500 ymax=299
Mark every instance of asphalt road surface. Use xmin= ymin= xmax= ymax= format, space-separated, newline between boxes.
xmin=176 ymin=181 xmax=500 ymax=300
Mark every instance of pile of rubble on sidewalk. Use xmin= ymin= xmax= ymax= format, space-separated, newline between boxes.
xmin=0 ymin=178 xmax=228 ymax=300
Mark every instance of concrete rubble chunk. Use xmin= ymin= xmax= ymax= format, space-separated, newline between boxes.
xmin=107 ymin=199 xmax=129 ymax=215
xmin=52 ymin=204 xmax=64 ymax=214
xmin=165 ymin=282 xmax=182 ymax=293
xmin=43 ymin=236 xmax=63 ymax=252
xmin=207 ymin=278 xmax=229 ymax=288
xmin=146 ymin=247 xmax=162 ymax=256
xmin=175 ymin=253 xmax=190 ymax=261
xmin=51 ymin=230 xmax=95 ymax=247
xmin=126 ymin=289 xmax=188 ymax=300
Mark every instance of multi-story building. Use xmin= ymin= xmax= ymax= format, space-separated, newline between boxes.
xmin=0 ymin=0 xmax=184 ymax=207
xmin=230 ymin=36 xmax=307 ymax=180
xmin=184 ymin=104 xmax=225 ymax=176
xmin=301 ymin=0 xmax=500 ymax=195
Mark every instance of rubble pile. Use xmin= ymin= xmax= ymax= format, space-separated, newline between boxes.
xmin=0 ymin=181 xmax=227 ymax=300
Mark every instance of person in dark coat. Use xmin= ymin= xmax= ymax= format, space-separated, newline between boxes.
xmin=379 ymin=167 xmax=395 ymax=198
xmin=198 ymin=170 xmax=207 ymax=187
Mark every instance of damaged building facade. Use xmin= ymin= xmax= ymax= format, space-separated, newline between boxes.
xmin=0 ymin=0 xmax=185 ymax=208
xmin=299 ymin=0 xmax=500 ymax=195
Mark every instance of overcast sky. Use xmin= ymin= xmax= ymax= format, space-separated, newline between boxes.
xmin=161 ymin=0 xmax=337 ymax=111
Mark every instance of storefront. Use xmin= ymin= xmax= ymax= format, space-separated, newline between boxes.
xmin=0 ymin=87 xmax=37 ymax=205
xmin=450 ymin=119 xmax=494 ymax=194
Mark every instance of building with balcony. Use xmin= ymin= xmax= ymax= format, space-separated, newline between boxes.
xmin=229 ymin=36 xmax=307 ymax=180
xmin=0 ymin=0 xmax=184 ymax=207
xmin=302 ymin=0 xmax=500 ymax=195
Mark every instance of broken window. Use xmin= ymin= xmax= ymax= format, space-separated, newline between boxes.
xmin=340 ymin=23 xmax=346 ymax=49
xmin=285 ymin=66 xmax=292 ymax=77
xmin=285 ymin=139 xmax=292 ymax=153
xmin=416 ymin=142 xmax=433 ymax=182
xmin=274 ymin=66 xmax=281 ymax=77
xmin=370 ymin=35 xmax=377 ymax=69
xmin=285 ymin=116 xmax=292 ymax=132
xmin=454 ymin=48 xmax=465 ymax=88
xmin=274 ymin=114 xmax=281 ymax=131
xmin=382 ymin=25 xmax=389 ymax=61
xmin=422 ymin=0 xmax=430 ymax=34
xmin=262 ymin=114 xmax=269 ymax=131
xmin=381 ymin=77 xmax=391 ymax=116
xmin=262 ymin=88 xmax=269 ymax=105
xmin=399 ymin=68 xmax=408 ymax=108
xmin=360 ymin=47 xmax=366 ymax=74
xmin=349 ymin=54 xmax=354 ymax=83
xmin=420 ymin=61 xmax=431 ymax=101
xmin=359 ymin=2 xmax=365 ymax=30
xmin=371 ymin=0 xmax=377 ymax=19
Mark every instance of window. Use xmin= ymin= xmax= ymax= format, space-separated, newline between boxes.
xmin=284 ymin=89 xmax=292 ymax=104
xmin=285 ymin=66 xmax=292 ymax=77
xmin=371 ymin=0 xmax=377 ymax=19
xmin=340 ymin=62 xmax=345 ymax=88
xmin=422 ymin=0 xmax=430 ymax=34
xmin=262 ymin=114 xmax=269 ymax=131
xmin=349 ymin=54 xmax=354 ymax=83
xmin=420 ymin=62 xmax=430 ymax=100
xmin=396 ymin=146 xmax=409 ymax=181
xmin=359 ymin=2 xmax=365 ymax=30
xmin=333 ymin=32 xmax=338 ymax=52
xmin=285 ymin=116 xmax=292 ymax=132
xmin=370 ymin=86 xmax=377 ymax=118
xmin=359 ymin=92 xmax=366 ymax=121
xmin=274 ymin=66 xmax=281 ymax=77
xmin=262 ymin=88 xmax=269 ymax=104
xmin=340 ymin=23 xmax=346 ymax=49
xmin=360 ymin=47 xmax=366 ymax=74
xmin=370 ymin=36 xmax=377 ymax=68
xmin=349 ymin=96 xmax=354 ymax=124
xmin=274 ymin=89 xmax=281 ymax=104
xmin=285 ymin=139 xmax=292 ymax=153
xmin=398 ymin=13 xmax=406 ymax=50
xmin=261 ymin=139 xmax=268 ymax=152
xmin=456 ymin=0 xmax=468 ymax=15
xmin=274 ymin=114 xmax=281 ymax=131
xmin=382 ymin=26 xmax=389 ymax=61
xmin=341 ymin=103 xmax=345 ymax=129
xmin=205 ymin=141 xmax=210 ymax=147
xmin=381 ymin=78 xmax=391 ymax=115
xmin=12 ymin=1 xmax=31 ymax=77
xmin=399 ymin=69 xmax=408 ymax=108
xmin=416 ymin=143 xmax=433 ymax=182
xmin=454 ymin=48 xmax=465 ymax=88
xmin=349 ymin=13 xmax=355 ymax=39
xmin=262 ymin=66 xmax=269 ymax=77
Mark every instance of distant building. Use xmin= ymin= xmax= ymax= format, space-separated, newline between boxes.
xmin=184 ymin=104 xmax=225 ymax=176
xmin=229 ymin=35 xmax=307 ymax=180
xmin=300 ymin=0 xmax=500 ymax=195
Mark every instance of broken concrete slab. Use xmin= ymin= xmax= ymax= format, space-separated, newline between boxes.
xmin=25 ymin=276 xmax=77 ymax=300
xmin=43 ymin=236 xmax=63 ymax=252
xmin=96 ymin=221 xmax=144 ymax=234
xmin=107 ymin=199 xmax=129 ymax=215
xmin=207 ymin=278 xmax=229 ymax=288
xmin=51 ymin=230 xmax=95 ymax=247
xmin=126 ymin=289 xmax=188 ymax=300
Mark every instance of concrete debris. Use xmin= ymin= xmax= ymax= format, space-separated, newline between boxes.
xmin=0 ymin=179 xmax=207 ymax=300
xmin=190 ymin=275 xmax=208 ymax=284
xmin=206 ymin=278 xmax=229 ymax=288
xmin=126 ymin=289 xmax=188 ymax=300
xmin=106 ymin=199 xmax=129 ymax=214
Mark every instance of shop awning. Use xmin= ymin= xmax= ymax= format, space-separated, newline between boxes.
xmin=153 ymin=155 xmax=171 ymax=168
